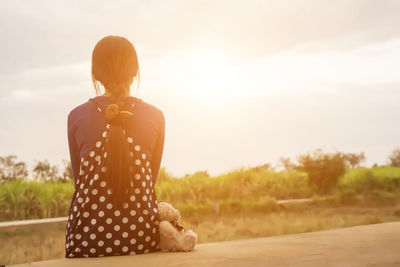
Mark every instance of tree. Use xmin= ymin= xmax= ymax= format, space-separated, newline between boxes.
xmin=249 ymin=163 xmax=273 ymax=172
xmin=295 ymin=149 xmax=347 ymax=194
xmin=60 ymin=159 xmax=73 ymax=183
xmin=278 ymin=157 xmax=296 ymax=172
xmin=388 ymin=147 xmax=400 ymax=167
xmin=0 ymin=155 xmax=28 ymax=182
xmin=32 ymin=159 xmax=59 ymax=182
xmin=343 ymin=152 xmax=365 ymax=168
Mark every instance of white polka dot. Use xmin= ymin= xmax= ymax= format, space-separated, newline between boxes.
xmin=82 ymin=241 xmax=88 ymax=247
xmin=123 ymin=202 xmax=129 ymax=209
xmin=89 ymin=179 xmax=94 ymax=186
xmin=91 ymin=189 xmax=98 ymax=195
xmin=135 ymin=159 xmax=141 ymax=165
xmin=151 ymin=241 xmax=156 ymax=246
xmin=104 ymin=152 xmax=107 ymax=158
xmin=146 ymin=175 xmax=150 ymax=181
xmin=135 ymin=145 xmax=140 ymax=151
xmin=107 ymin=189 xmax=113 ymax=195
xmin=83 ymin=188 xmax=89 ymax=194
xmin=138 ymin=244 xmax=143 ymax=249
xmin=77 ymin=219 xmax=82 ymax=225
xmin=85 ymin=196 xmax=90 ymax=203
xmin=122 ymin=217 xmax=128 ymax=223
xmin=90 ymin=165 xmax=94 ymax=171
xmin=94 ymin=174 xmax=99 ymax=180
xmin=127 ymin=137 xmax=133 ymax=143
xmin=138 ymin=216 xmax=144 ymax=223
xmin=114 ymin=239 xmax=120 ymax=246
xmin=146 ymin=223 xmax=150 ymax=229
xmin=138 ymin=231 xmax=144 ymax=237
xmin=141 ymin=181 xmax=146 ymax=187
xmin=98 ymin=210 xmax=104 ymax=217
xmin=99 ymin=196 xmax=105 ymax=202
xmin=122 ymin=246 xmax=128 ymax=252
xmin=130 ymin=224 xmax=136 ymax=230
xmin=75 ymin=247 xmax=81 ymax=252
xmin=130 ymin=210 xmax=136 ymax=216
xmin=91 ymin=218 xmax=96 ymax=225
xmin=89 ymin=151 xmax=95 ymax=157
xmin=98 ymin=240 xmax=104 ymax=247
xmin=83 ymin=160 xmax=89 ymax=166
xmin=96 ymin=141 xmax=101 ymax=147
xmin=106 ymin=247 xmax=112 ymax=253
xmin=122 ymin=232 xmax=128 ymax=238
xmin=101 ymin=166 xmax=107 ymax=173
xmin=130 ymin=238 xmax=136 ymax=244
xmin=153 ymin=208 xmax=158 ymax=213
xmin=83 ymin=211 xmax=89 ymax=218
xmin=145 ymin=236 xmax=151 ymax=242
xmin=146 ymin=161 xmax=150 ymax=167
xmin=107 ymin=203 xmax=113 ymax=209
xmin=98 ymin=225 xmax=104 ymax=232
xmin=135 ymin=188 xmax=140 ymax=194
xmin=75 ymin=234 xmax=82 ymax=240
xmin=114 ymin=210 xmax=120 ymax=216
xmin=102 ymin=131 xmax=107 ymax=138
xmin=146 ymin=188 xmax=150 ymax=194
xmin=141 ymin=153 xmax=146 ymax=159
xmin=129 ymin=152 xmax=133 ymax=157
xmin=106 ymin=233 xmax=112 ymax=239
xmin=152 ymin=228 xmax=157 ymax=234
xmin=91 ymin=203 xmax=97 ymax=210
xmin=106 ymin=218 xmax=112 ymax=224
xmin=83 ymin=226 xmax=89 ymax=232
xmin=114 ymin=225 xmax=120 ymax=231
xmin=100 ymin=181 xmax=106 ymax=187
xmin=130 ymin=195 xmax=135 ymax=201
xmin=90 ymin=233 xmax=96 ymax=240
xmin=142 ymin=167 xmax=145 ymax=173
xmin=143 ymin=209 xmax=148 ymax=215
xmin=79 ymin=169 xmax=84 ymax=176
xmin=137 ymin=202 xmax=141 ymax=208
xmin=78 ymin=197 xmax=83 ymax=203
xmin=69 ymin=240 xmax=74 ymax=246
xmin=90 ymin=248 xmax=96 ymax=254
xmin=135 ymin=173 xmax=141 ymax=180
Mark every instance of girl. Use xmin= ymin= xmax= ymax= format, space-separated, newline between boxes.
xmin=65 ymin=35 xmax=165 ymax=258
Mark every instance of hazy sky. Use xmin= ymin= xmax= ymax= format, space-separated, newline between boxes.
xmin=0 ymin=0 xmax=399 ymax=177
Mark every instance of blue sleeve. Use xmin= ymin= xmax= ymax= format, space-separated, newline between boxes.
xmin=67 ymin=112 xmax=80 ymax=190
xmin=151 ymin=111 xmax=165 ymax=184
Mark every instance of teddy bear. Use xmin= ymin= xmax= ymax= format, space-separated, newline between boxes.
xmin=157 ymin=201 xmax=197 ymax=252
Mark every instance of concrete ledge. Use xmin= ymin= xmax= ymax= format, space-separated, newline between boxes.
xmin=11 ymin=222 xmax=400 ymax=267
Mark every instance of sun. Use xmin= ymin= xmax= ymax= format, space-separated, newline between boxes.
xmin=177 ymin=50 xmax=234 ymax=106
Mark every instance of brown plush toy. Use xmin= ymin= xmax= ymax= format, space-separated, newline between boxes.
xmin=157 ymin=202 xmax=197 ymax=252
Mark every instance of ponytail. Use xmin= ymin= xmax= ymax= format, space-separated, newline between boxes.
xmin=103 ymin=83 xmax=133 ymax=207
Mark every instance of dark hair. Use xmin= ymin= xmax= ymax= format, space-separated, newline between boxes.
xmin=91 ymin=35 xmax=139 ymax=206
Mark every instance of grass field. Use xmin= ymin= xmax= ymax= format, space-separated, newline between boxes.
xmin=1 ymin=166 xmax=400 ymax=265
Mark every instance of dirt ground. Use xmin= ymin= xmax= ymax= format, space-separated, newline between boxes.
xmin=10 ymin=222 xmax=400 ymax=267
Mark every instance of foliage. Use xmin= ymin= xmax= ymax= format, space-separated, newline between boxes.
xmin=343 ymin=152 xmax=365 ymax=168
xmin=388 ymin=147 xmax=400 ymax=167
xmin=32 ymin=160 xmax=60 ymax=182
xmin=295 ymin=149 xmax=347 ymax=194
xmin=0 ymin=155 xmax=28 ymax=182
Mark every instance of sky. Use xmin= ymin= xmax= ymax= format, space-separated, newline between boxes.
xmin=0 ymin=0 xmax=399 ymax=177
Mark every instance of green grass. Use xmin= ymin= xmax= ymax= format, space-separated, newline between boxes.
xmin=1 ymin=166 xmax=400 ymax=221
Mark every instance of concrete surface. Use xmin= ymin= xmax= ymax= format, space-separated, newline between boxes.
xmin=11 ymin=222 xmax=400 ymax=267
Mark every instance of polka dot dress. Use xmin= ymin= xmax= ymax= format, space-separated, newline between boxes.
xmin=65 ymin=98 xmax=160 ymax=258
